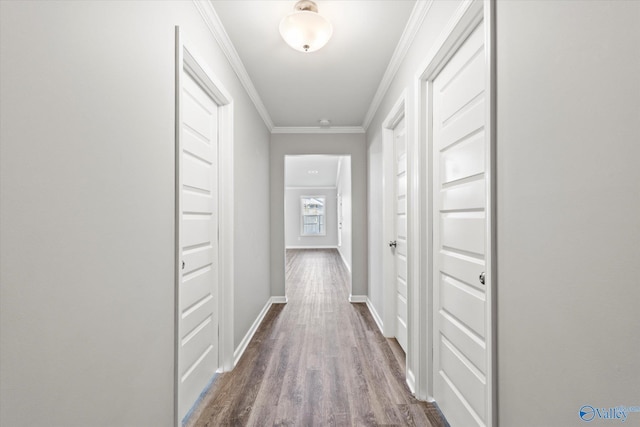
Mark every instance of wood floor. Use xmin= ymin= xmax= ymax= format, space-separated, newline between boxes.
xmin=188 ymin=249 xmax=447 ymax=427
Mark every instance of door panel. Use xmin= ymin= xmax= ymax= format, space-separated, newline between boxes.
xmin=433 ymin=21 xmax=489 ymax=427
xmin=394 ymin=117 xmax=408 ymax=353
xmin=397 ymin=215 xmax=408 ymax=240
xmin=397 ymin=255 xmax=408 ymax=284
xmin=440 ymin=133 xmax=485 ymax=184
xmin=183 ymin=154 xmax=213 ymax=192
xmin=439 ymin=335 xmax=486 ymax=418
xmin=180 ymin=313 xmax=216 ymax=374
xmin=182 ymin=216 xmax=213 ymax=249
xmin=441 ymin=213 xmax=485 ymax=255
xmin=181 ymin=268 xmax=214 ymax=310
xmin=441 ymin=179 xmax=485 ymax=211
xmin=179 ymin=70 xmax=219 ymax=421
xmin=439 ymin=309 xmax=486 ymax=372
xmin=439 ymin=99 xmax=485 ymax=149
xmin=440 ymin=274 xmax=486 ymax=337
xmin=440 ymin=251 xmax=485 ymax=292
xmin=438 ymin=36 xmax=485 ymax=123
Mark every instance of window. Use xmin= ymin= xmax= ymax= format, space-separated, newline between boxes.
xmin=301 ymin=196 xmax=326 ymax=236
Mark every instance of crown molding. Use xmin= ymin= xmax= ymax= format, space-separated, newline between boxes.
xmin=193 ymin=0 xmax=274 ymax=131
xmin=285 ymin=186 xmax=337 ymax=190
xmin=271 ymin=126 xmax=366 ymax=134
xmin=361 ymin=0 xmax=433 ymax=131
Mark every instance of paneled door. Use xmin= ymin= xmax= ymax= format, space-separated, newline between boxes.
xmin=432 ymin=21 xmax=490 ymax=426
xmin=178 ymin=69 xmax=219 ymax=422
xmin=337 ymin=193 xmax=343 ymax=247
xmin=393 ymin=117 xmax=408 ymax=353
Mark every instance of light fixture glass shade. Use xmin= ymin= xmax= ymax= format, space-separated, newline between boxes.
xmin=279 ymin=10 xmax=333 ymax=53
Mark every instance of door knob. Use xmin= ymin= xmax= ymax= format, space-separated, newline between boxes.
xmin=479 ymin=272 xmax=485 ymax=285
xmin=182 ymin=261 xmax=185 ymax=270
xmin=389 ymin=240 xmax=397 ymax=248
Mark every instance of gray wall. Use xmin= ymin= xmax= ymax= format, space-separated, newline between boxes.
xmin=271 ymin=133 xmax=367 ymax=298
xmin=496 ymin=1 xmax=640 ymax=425
xmin=337 ymin=156 xmax=353 ymax=271
xmin=285 ymin=188 xmax=338 ymax=248
xmin=366 ymin=0 xmax=640 ymax=424
xmin=365 ymin=0 xmax=463 ymax=382
xmin=366 ymin=0 xmax=462 ymax=326
xmin=0 ymin=1 xmax=271 ymax=426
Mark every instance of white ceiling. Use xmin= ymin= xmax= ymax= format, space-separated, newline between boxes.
xmin=211 ymin=0 xmax=417 ymax=128
xmin=285 ymin=155 xmax=343 ymax=187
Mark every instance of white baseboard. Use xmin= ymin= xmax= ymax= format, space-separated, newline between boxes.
xmin=286 ymin=245 xmax=338 ymax=249
xmin=233 ymin=298 xmax=272 ymax=367
xmin=366 ymin=297 xmax=384 ymax=334
xmin=337 ymin=248 xmax=352 ymax=273
xmin=271 ymin=295 xmax=288 ymax=304
xmin=348 ymin=295 xmax=367 ymax=303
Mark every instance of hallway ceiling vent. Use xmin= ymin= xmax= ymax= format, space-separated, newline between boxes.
xmin=279 ymin=0 xmax=333 ymax=53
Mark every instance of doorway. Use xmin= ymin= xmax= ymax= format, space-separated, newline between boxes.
xmin=284 ymin=155 xmax=352 ymax=297
xmin=382 ymin=94 xmax=412 ymax=389
xmin=415 ymin=1 xmax=496 ymax=425
xmin=175 ymin=28 xmax=235 ymax=427
xmin=382 ymin=113 xmax=409 ymax=354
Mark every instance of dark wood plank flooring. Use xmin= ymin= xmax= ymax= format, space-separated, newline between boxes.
xmin=188 ymin=249 xmax=447 ymax=427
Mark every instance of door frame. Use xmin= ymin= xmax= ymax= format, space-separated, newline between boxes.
xmin=413 ymin=0 xmax=496 ymax=422
xmin=174 ymin=27 xmax=235 ymax=427
xmin=382 ymin=91 xmax=421 ymax=391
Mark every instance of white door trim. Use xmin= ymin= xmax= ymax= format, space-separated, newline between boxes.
xmin=382 ymin=92 xmax=406 ymax=338
xmin=382 ymin=91 xmax=421 ymax=392
xmin=175 ymin=27 xmax=235 ymax=427
xmin=413 ymin=1 xmax=496 ymax=423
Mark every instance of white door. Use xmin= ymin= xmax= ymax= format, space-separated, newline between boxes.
xmin=393 ymin=117 xmax=408 ymax=353
xmin=178 ymin=70 xmax=219 ymax=422
xmin=337 ymin=193 xmax=343 ymax=247
xmin=432 ymin=21 xmax=491 ymax=426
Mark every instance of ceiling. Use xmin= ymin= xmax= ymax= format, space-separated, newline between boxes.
xmin=211 ymin=1 xmax=417 ymax=129
xmin=285 ymin=155 xmax=344 ymax=187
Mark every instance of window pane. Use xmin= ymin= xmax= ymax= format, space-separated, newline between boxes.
xmin=301 ymin=196 xmax=326 ymax=236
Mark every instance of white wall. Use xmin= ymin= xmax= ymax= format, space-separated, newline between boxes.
xmin=496 ymin=1 xmax=640 ymax=425
xmin=285 ymin=188 xmax=338 ymax=248
xmin=271 ymin=133 xmax=367 ymax=298
xmin=0 ymin=1 xmax=271 ymax=426
xmin=337 ymin=156 xmax=353 ymax=271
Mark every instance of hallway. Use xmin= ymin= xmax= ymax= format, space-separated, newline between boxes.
xmin=188 ymin=249 xmax=446 ymax=426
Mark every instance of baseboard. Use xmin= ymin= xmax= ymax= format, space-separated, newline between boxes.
xmin=348 ymin=295 xmax=367 ymax=303
xmin=233 ymin=298 xmax=272 ymax=367
xmin=337 ymin=248 xmax=352 ymax=273
xmin=181 ymin=372 xmax=218 ymax=426
xmin=366 ymin=297 xmax=384 ymax=334
xmin=286 ymin=245 xmax=338 ymax=249
xmin=271 ymin=296 xmax=288 ymax=304
xmin=406 ymin=368 xmax=416 ymax=394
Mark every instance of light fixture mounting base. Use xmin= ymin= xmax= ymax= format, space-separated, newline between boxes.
xmin=294 ymin=0 xmax=318 ymax=13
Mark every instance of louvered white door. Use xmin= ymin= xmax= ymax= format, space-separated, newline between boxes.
xmin=178 ymin=70 xmax=219 ymax=422
xmin=394 ymin=117 xmax=408 ymax=353
xmin=432 ymin=21 xmax=490 ymax=426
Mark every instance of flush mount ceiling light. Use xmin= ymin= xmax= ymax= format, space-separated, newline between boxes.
xmin=279 ymin=0 xmax=333 ymax=53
